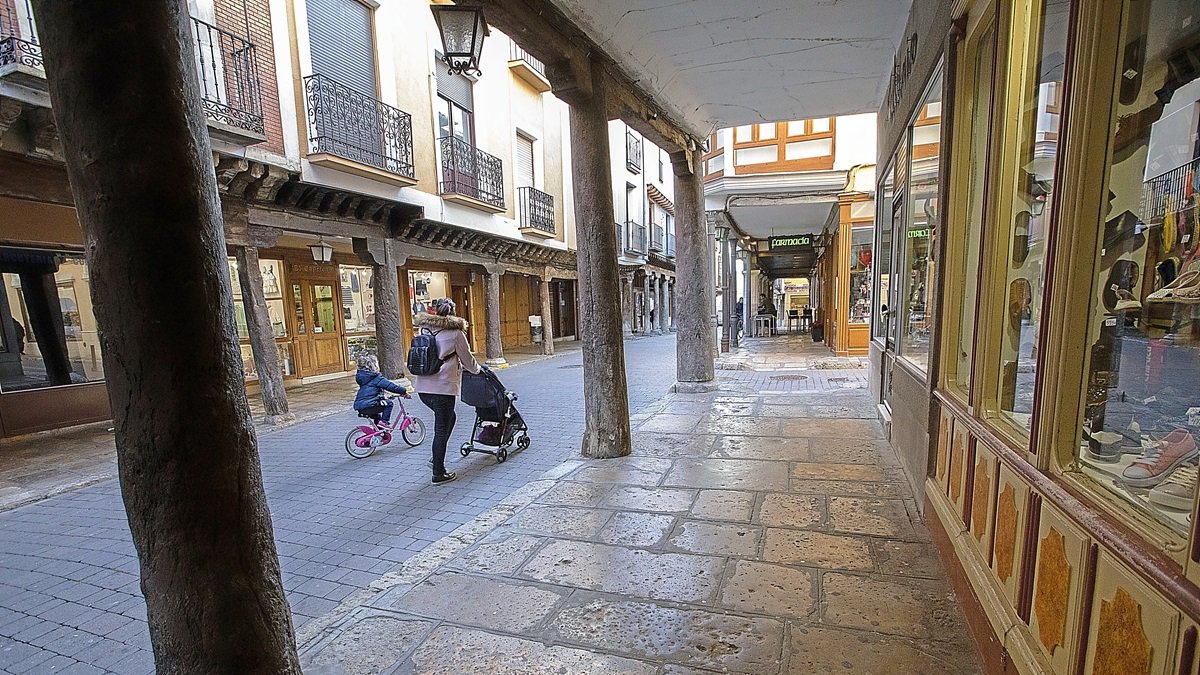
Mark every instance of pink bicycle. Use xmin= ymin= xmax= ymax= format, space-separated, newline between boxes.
xmin=345 ymin=394 xmax=427 ymax=459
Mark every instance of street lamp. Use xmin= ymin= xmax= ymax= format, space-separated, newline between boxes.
xmin=308 ymin=237 xmax=334 ymax=264
xmin=713 ymin=222 xmax=730 ymax=242
xmin=431 ymin=5 xmax=489 ymax=77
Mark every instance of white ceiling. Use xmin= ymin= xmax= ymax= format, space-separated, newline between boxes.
xmin=728 ymin=201 xmax=835 ymax=238
xmin=550 ymin=0 xmax=911 ymax=134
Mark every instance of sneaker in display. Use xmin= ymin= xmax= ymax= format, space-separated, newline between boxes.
xmin=1114 ymin=288 xmax=1142 ymax=311
xmin=1148 ymin=465 xmax=1198 ymax=511
xmin=1085 ymin=430 xmax=1124 ymax=463
xmin=1120 ymin=429 xmax=1199 ymax=488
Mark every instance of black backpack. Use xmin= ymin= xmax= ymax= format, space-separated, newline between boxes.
xmin=407 ymin=329 xmax=450 ymax=376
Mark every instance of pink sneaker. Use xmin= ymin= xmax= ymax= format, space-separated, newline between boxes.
xmin=1121 ymin=429 xmax=1199 ymax=488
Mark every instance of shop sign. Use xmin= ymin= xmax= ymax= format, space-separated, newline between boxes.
xmin=768 ymin=235 xmax=812 ymax=251
xmin=885 ymin=33 xmax=920 ymax=123
xmin=907 ymin=228 xmax=931 ymax=239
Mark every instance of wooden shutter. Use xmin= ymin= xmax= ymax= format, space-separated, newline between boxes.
xmin=515 ymin=135 xmax=535 ymax=188
xmin=307 ymin=0 xmax=376 ymax=96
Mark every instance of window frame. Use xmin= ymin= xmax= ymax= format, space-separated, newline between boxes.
xmin=730 ymin=118 xmax=837 ymax=173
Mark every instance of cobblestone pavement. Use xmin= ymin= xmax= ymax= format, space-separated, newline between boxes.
xmin=0 ymin=335 xmax=669 ymax=674
xmin=0 ymin=341 xmax=579 ymax=514
xmin=297 ymin=363 xmax=981 ymax=674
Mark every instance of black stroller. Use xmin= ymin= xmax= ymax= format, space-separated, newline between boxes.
xmin=459 ymin=368 xmax=529 ymax=463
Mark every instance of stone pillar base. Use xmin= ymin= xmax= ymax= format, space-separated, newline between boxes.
xmin=673 ymin=381 xmax=719 ymax=394
xmin=486 ymin=357 xmax=509 ymax=367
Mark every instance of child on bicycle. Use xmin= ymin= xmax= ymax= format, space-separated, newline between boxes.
xmin=353 ymin=354 xmax=409 ymax=424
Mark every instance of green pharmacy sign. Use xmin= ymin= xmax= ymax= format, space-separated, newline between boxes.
xmin=907 ymin=228 xmax=931 ymax=239
xmin=767 ymin=235 xmax=812 ymax=251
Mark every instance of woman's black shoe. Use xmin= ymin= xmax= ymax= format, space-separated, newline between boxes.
xmin=432 ymin=472 xmax=457 ymax=485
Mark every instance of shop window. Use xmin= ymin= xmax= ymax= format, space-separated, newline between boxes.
xmin=0 ymin=253 xmax=104 ymax=391
xmin=227 ymin=257 xmax=288 ymax=380
xmin=849 ymin=226 xmax=873 ymax=324
xmin=899 ymin=71 xmax=944 ymax=373
xmin=874 ymin=160 xmax=897 ymax=341
xmin=985 ymin=0 xmax=1067 ymax=434
xmin=1075 ymin=0 xmax=1200 ymax=536
xmin=409 ymin=270 xmax=451 ymax=315
xmin=945 ymin=20 xmax=997 ymax=397
xmin=341 ymin=265 xmax=375 ymax=362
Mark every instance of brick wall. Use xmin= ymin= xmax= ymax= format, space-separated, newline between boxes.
xmin=1 ymin=0 xmax=23 ymax=39
xmin=215 ymin=0 xmax=285 ymax=156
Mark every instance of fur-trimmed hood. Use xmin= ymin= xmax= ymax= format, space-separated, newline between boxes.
xmin=414 ymin=313 xmax=468 ymax=331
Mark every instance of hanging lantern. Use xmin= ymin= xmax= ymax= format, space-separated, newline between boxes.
xmin=308 ymin=237 xmax=334 ymax=263
xmin=431 ymin=5 xmax=489 ymax=77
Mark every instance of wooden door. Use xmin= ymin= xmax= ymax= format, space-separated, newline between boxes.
xmin=291 ymin=279 xmax=346 ymax=377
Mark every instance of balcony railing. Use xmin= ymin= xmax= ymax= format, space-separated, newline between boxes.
xmin=192 ymin=18 xmax=264 ymax=136
xmin=509 ymin=43 xmax=546 ymax=77
xmin=649 ymin=224 xmax=664 ymax=252
xmin=615 ymin=222 xmax=624 ymax=251
xmin=517 ymin=186 xmax=555 ymax=234
xmin=625 ymin=221 xmax=647 ymax=254
xmin=0 ymin=0 xmax=42 ymax=70
xmin=626 ymin=130 xmax=643 ymax=173
xmin=666 ymin=233 xmax=676 ymax=258
xmin=439 ymin=135 xmax=505 ymax=209
xmin=305 ymin=73 xmax=415 ymax=179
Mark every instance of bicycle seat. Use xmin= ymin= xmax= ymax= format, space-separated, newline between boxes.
xmin=357 ymin=411 xmax=382 ymax=421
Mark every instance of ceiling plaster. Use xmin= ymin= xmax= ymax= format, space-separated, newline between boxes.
xmin=549 ymin=0 xmax=912 ymax=134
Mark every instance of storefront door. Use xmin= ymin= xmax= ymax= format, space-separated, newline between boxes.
xmin=552 ymin=280 xmax=576 ymax=339
xmin=291 ymin=277 xmax=346 ymax=378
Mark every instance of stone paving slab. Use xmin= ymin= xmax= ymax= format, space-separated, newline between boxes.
xmin=298 ymin=348 xmax=980 ymax=675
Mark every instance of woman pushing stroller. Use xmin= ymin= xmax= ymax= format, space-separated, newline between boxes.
xmin=412 ymin=298 xmax=483 ymax=485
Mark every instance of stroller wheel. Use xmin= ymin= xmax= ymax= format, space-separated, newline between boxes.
xmin=460 ymin=442 xmax=472 ymax=457
xmin=496 ymin=447 xmax=508 ymax=463
xmin=517 ymin=434 xmax=531 ymax=451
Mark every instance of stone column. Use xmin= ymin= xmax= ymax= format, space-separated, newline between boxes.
xmin=720 ymin=235 xmax=733 ymax=352
xmin=483 ymin=266 xmax=506 ymax=366
xmin=657 ymin=273 xmax=668 ymax=334
xmin=671 ymin=148 xmax=715 ymax=389
xmin=642 ymin=271 xmax=652 ymax=334
xmin=233 ymin=245 xmax=292 ymax=424
xmin=569 ymin=62 xmax=631 ymax=458
xmin=31 ymin=0 xmax=301 ymax=669
xmin=539 ymin=273 xmax=555 ymax=356
xmin=743 ymin=253 xmax=753 ymax=336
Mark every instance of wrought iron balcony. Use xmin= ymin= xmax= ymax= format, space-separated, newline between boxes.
xmin=626 ymin=130 xmax=642 ymax=173
xmin=439 ymin=135 xmax=505 ymax=210
xmin=625 ymin=221 xmax=647 ymax=254
xmin=649 ymin=224 xmax=665 ymax=252
xmin=305 ymin=74 xmax=415 ymax=180
xmin=667 ymin=233 xmax=676 ymax=258
xmin=0 ymin=0 xmax=44 ymax=84
xmin=517 ymin=186 xmax=555 ymax=235
xmin=192 ymin=18 xmax=265 ymax=140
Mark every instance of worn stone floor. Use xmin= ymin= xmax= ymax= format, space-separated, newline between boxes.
xmin=298 ymin=368 xmax=980 ymax=673
xmin=718 ymin=333 xmax=868 ymax=371
xmin=0 ymin=340 xmax=581 ymax=513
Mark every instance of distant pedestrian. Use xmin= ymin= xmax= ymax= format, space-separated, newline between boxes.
xmin=413 ymin=299 xmax=482 ymax=485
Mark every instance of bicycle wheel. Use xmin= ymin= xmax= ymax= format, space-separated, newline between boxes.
xmin=401 ymin=417 xmax=427 ymax=447
xmin=345 ymin=428 xmax=379 ymax=459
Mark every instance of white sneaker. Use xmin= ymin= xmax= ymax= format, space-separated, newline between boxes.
xmin=1149 ymin=465 xmax=1198 ymax=511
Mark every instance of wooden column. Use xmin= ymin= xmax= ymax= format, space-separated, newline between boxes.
xmin=19 ymin=270 xmax=72 ymax=386
xmin=31 ymin=0 xmax=301 ymax=670
xmin=671 ymin=148 xmax=715 ymax=388
xmin=233 ymin=245 xmax=292 ymax=424
xmin=668 ymin=278 xmax=676 ymax=332
xmin=483 ymin=265 xmax=506 ymax=365
xmin=373 ymin=242 xmax=405 ymax=377
xmin=656 ymin=273 xmax=667 ymax=334
xmin=641 ymin=272 xmax=653 ymax=334
xmin=539 ymin=274 xmax=555 ymax=356
xmin=569 ymin=62 xmax=631 ymax=458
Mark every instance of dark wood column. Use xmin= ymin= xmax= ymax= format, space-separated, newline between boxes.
xmin=233 ymin=245 xmax=292 ymax=424
xmin=19 ymin=269 xmax=72 ymax=386
xmin=539 ymin=273 xmax=555 ymax=356
xmin=642 ymin=271 xmax=652 ymax=334
xmin=31 ymin=0 xmax=301 ymax=670
xmin=672 ymin=148 xmax=715 ymax=389
xmin=483 ymin=265 xmax=506 ymax=365
xmin=373 ymin=242 xmax=405 ymax=378
xmin=657 ymin=273 xmax=668 ymax=334
xmin=570 ymin=63 xmax=631 ymax=459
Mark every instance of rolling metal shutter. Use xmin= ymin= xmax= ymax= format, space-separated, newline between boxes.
xmin=307 ymin=0 xmax=377 ymax=96
xmin=435 ymin=57 xmax=474 ymax=111
xmin=515 ymin=135 xmax=534 ymax=188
